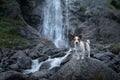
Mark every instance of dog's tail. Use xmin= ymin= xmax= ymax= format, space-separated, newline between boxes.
xmin=87 ymin=40 xmax=90 ymax=44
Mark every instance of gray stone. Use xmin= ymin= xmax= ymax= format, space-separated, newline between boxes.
xmin=31 ymin=70 xmax=49 ymax=79
xmin=50 ymin=58 xmax=120 ymax=80
xmin=17 ymin=57 xmax=32 ymax=69
xmin=0 ymin=71 xmax=28 ymax=80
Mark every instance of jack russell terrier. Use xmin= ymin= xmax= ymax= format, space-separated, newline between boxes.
xmin=71 ymin=34 xmax=90 ymax=60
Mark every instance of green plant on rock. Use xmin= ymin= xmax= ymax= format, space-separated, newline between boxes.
xmin=109 ymin=43 xmax=120 ymax=55
xmin=79 ymin=7 xmax=86 ymax=13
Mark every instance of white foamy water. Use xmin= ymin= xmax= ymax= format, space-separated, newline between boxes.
xmin=40 ymin=0 xmax=70 ymax=48
xmin=42 ymin=0 xmax=64 ymax=48
xmin=23 ymin=59 xmax=44 ymax=74
xmin=23 ymin=49 xmax=72 ymax=74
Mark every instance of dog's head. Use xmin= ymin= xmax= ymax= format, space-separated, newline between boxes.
xmin=70 ymin=34 xmax=82 ymax=45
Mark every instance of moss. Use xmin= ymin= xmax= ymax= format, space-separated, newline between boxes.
xmin=79 ymin=7 xmax=86 ymax=13
xmin=13 ymin=0 xmax=20 ymax=7
xmin=36 ymin=0 xmax=44 ymax=6
xmin=109 ymin=43 xmax=120 ymax=54
xmin=1 ymin=0 xmax=20 ymax=8
xmin=103 ymin=34 xmax=113 ymax=38
xmin=0 ymin=17 xmax=29 ymax=49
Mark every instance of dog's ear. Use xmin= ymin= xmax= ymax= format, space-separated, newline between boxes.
xmin=79 ymin=35 xmax=82 ymax=39
xmin=69 ymin=33 xmax=74 ymax=40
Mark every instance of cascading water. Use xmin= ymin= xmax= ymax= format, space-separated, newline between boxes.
xmin=23 ymin=49 xmax=73 ymax=74
xmin=41 ymin=0 xmax=69 ymax=48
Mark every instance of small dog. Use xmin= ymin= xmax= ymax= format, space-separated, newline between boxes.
xmin=71 ymin=34 xmax=90 ymax=60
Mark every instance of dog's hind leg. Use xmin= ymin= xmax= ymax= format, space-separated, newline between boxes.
xmin=86 ymin=43 xmax=90 ymax=58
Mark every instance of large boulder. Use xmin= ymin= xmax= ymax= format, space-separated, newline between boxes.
xmin=10 ymin=50 xmax=32 ymax=70
xmin=0 ymin=71 xmax=28 ymax=80
xmin=50 ymin=58 xmax=120 ymax=80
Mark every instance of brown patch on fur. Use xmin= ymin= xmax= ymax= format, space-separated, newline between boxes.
xmin=84 ymin=41 xmax=87 ymax=49
xmin=72 ymin=37 xmax=75 ymax=42
xmin=78 ymin=37 xmax=81 ymax=42
xmin=79 ymin=35 xmax=82 ymax=39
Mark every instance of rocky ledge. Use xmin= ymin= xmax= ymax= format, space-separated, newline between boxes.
xmin=0 ymin=57 xmax=119 ymax=80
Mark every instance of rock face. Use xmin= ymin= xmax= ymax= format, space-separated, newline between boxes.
xmin=22 ymin=0 xmax=120 ymax=44
xmin=17 ymin=0 xmax=45 ymax=27
xmin=50 ymin=58 xmax=119 ymax=80
xmin=66 ymin=0 xmax=120 ymax=43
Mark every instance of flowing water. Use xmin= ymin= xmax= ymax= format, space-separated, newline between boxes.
xmin=41 ymin=0 xmax=70 ymax=48
xmin=23 ymin=49 xmax=72 ymax=74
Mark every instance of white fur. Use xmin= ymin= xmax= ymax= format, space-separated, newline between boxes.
xmin=74 ymin=37 xmax=90 ymax=60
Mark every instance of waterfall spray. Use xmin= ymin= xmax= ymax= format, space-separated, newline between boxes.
xmin=41 ymin=0 xmax=70 ymax=48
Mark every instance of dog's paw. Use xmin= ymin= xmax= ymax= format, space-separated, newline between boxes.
xmin=77 ymin=56 xmax=80 ymax=60
xmin=88 ymin=55 xmax=90 ymax=58
xmin=81 ymin=57 xmax=84 ymax=59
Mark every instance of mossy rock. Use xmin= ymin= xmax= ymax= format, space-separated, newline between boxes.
xmin=109 ymin=0 xmax=120 ymax=12
xmin=111 ymin=0 xmax=120 ymax=10
xmin=79 ymin=7 xmax=86 ymax=13
xmin=109 ymin=43 xmax=120 ymax=55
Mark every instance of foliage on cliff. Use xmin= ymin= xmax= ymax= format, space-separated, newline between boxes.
xmin=0 ymin=0 xmax=29 ymax=49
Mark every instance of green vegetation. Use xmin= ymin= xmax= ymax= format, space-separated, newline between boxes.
xmin=109 ymin=0 xmax=120 ymax=12
xmin=79 ymin=7 xmax=86 ymax=13
xmin=1 ymin=0 xmax=20 ymax=8
xmin=103 ymin=34 xmax=113 ymax=39
xmin=109 ymin=43 xmax=120 ymax=54
xmin=0 ymin=17 xmax=29 ymax=49
xmin=111 ymin=0 xmax=120 ymax=10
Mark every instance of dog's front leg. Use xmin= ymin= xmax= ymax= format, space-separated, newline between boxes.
xmin=76 ymin=51 xmax=80 ymax=60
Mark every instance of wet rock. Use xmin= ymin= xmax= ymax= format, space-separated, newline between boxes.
xmin=10 ymin=50 xmax=32 ymax=70
xmin=40 ymin=62 xmax=51 ymax=70
xmin=30 ymin=70 xmax=50 ymax=79
xmin=45 ymin=48 xmax=65 ymax=56
xmin=9 ymin=64 xmax=19 ymax=71
xmin=38 ymin=56 xmax=48 ymax=62
xmin=0 ymin=71 xmax=28 ymax=80
xmin=17 ymin=56 xmax=32 ymax=69
xmin=52 ymin=52 xmax=66 ymax=58
xmin=11 ymin=50 xmax=26 ymax=59
xmin=50 ymin=58 xmax=120 ymax=80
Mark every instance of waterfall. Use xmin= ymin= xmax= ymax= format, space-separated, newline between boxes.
xmin=41 ymin=0 xmax=69 ymax=48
